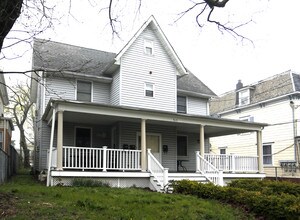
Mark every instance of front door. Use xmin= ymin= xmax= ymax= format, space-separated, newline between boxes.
xmin=138 ymin=133 xmax=161 ymax=163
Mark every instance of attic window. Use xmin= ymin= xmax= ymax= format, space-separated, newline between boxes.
xmin=239 ymin=89 xmax=250 ymax=106
xmin=145 ymin=83 xmax=154 ymax=97
xmin=144 ymin=40 xmax=154 ymax=55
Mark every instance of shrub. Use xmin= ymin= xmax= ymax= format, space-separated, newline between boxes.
xmin=228 ymin=179 xmax=300 ymax=196
xmin=173 ymin=180 xmax=300 ymax=220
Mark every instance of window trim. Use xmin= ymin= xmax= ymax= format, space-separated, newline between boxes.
xmin=144 ymin=39 xmax=154 ymax=55
xmin=74 ymin=126 xmax=93 ymax=148
xmin=177 ymin=95 xmax=187 ymax=114
xmin=76 ymin=80 xmax=93 ymax=102
xmin=144 ymin=82 xmax=154 ymax=98
xmin=263 ymin=144 xmax=273 ymax=166
xmin=239 ymin=89 xmax=250 ymax=106
xmin=177 ymin=135 xmax=188 ymax=157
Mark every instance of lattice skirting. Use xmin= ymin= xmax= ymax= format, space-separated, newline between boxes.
xmin=51 ymin=177 xmax=151 ymax=189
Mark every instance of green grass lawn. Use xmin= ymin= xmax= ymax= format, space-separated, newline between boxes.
xmin=0 ymin=172 xmax=254 ymax=220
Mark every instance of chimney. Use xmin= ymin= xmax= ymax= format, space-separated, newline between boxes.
xmin=235 ymin=80 xmax=243 ymax=105
xmin=236 ymin=80 xmax=243 ymax=91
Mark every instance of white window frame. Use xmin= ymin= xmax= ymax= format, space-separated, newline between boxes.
xmin=239 ymin=89 xmax=250 ymax=106
xmin=76 ymin=80 xmax=93 ymax=102
xmin=263 ymin=144 xmax=273 ymax=166
xmin=177 ymin=96 xmax=187 ymax=114
xmin=145 ymin=82 xmax=154 ymax=97
xmin=144 ymin=39 xmax=154 ymax=55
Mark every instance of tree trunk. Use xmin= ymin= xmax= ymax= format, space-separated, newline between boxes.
xmin=20 ymin=128 xmax=30 ymax=168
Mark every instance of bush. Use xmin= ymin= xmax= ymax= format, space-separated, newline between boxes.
xmin=228 ymin=179 xmax=300 ymax=196
xmin=173 ymin=180 xmax=300 ymax=220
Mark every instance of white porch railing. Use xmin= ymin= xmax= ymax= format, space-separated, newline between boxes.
xmin=196 ymin=151 xmax=223 ymax=186
xmin=62 ymin=146 xmax=142 ymax=171
xmin=204 ymin=154 xmax=258 ymax=173
xmin=147 ymin=149 xmax=169 ymax=190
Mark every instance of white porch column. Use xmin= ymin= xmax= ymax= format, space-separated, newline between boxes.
xmin=56 ymin=111 xmax=63 ymax=170
xmin=199 ymin=125 xmax=205 ymax=157
xmin=141 ymin=119 xmax=147 ymax=171
xmin=256 ymin=130 xmax=263 ymax=173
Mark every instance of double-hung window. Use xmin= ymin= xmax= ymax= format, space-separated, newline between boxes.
xmin=77 ymin=81 xmax=92 ymax=102
xmin=263 ymin=144 xmax=272 ymax=165
xmin=145 ymin=83 xmax=154 ymax=97
xmin=177 ymin=96 xmax=187 ymax=114
xmin=0 ymin=132 xmax=3 ymax=149
xmin=239 ymin=89 xmax=250 ymax=106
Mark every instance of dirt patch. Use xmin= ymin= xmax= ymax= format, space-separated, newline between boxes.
xmin=0 ymin=192 xmax=18 ymax=218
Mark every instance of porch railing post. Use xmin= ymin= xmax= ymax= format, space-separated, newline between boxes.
xmin=218 ymin=170 xmax=224 ymax=186
xmin=163 ymin=168 xmax=169 ymax=187
xmin=102 ymin=146 xmax=107 ymax=172
xmin=231 ymin=153 xmax=236 ymax=173
xmin=195 ymin=151 xmax=200 ymax=173
xmin=147 ymin=149 xmax=151 ymax=171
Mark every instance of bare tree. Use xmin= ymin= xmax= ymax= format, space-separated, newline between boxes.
xmin=6 ymin=82 xmax=34 ymax=168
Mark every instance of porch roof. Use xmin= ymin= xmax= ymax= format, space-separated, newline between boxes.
xmin=43 ymin=99 xmax=267 ymax=137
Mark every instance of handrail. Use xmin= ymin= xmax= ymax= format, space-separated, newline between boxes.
xmin=147 ymin=149 xmax=168 ymax=190
xmin=196 ymin=151 xmax=223 ymax=186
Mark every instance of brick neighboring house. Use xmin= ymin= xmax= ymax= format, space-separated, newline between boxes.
xmin=210 ymin=70 xmax=300 ymax=179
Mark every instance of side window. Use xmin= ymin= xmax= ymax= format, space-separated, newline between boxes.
xmin=144 ymin=40 xmax=154 ymax=55
xmin=77 ymin=81 xmax=92 ymax=102
xmin=263 ymin=144 xmax=272 ymax=165
xmin=219 ymin=148 xmax=226 ymax=155
xmin=145 ymin=83 xmax=154 ymax=97
xmin=177 ymin=136 xmax=187 ymax=156
xmin=177 ymin=96 xmax=187 ymax=114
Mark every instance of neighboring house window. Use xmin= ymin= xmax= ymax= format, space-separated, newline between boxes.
xmin=239 ymin=115 xmax=254 ymax=122
xmin=239 ymin=89 xmax=250 ymax=106
xmin=177 ymin=135 xmax=187 ymax=156
xmin=144 ymin=40 xmax=154 ymax=55
xmin=219 ymin=148 xmax=226 ymax=155
xmin=0 ymin=132 xmax=2 ymax=149
xmin=145 ymin=83 xmax=154 ymax=97
xmin=263 ymin=144 xmax=272 ymax=165
xmin=77 ymin=81 xmax=92 ymax=102
xmin=75 ymin=127 xmax=92 ymax=147
xmin=177 ymin=96 xmax=187 ymax=114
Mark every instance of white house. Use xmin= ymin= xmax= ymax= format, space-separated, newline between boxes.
xmin=30 ymin=16 xmax=266 ymax=191
xmin=210 ymin=70 xmax=300 ymax=180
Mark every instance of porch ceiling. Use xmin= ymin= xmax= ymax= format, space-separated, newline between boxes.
xmin=59 ymin=110 xmax=258 ymax=138
xmin=44 ymin=99 xmax=267 ymax=138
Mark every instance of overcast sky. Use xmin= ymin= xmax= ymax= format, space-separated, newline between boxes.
xmin=1 ymin=0 xmax=300 ymax=95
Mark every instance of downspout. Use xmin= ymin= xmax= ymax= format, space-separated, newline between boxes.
xmin=46 ymin=104 xmax=56 ymax=187
xmin=290 ymin=101 xmax=298 ymax=162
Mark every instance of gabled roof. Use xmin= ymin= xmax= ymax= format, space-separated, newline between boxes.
xmin=210 ymin=70 xmax=298 ymax=114
xmin=114 ymin=15 xmax=187 ymax=76
xmin=33 ymin=39 xmax=116 ymax=76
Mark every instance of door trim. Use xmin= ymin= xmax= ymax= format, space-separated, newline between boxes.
xmin=136 ymin=132 xmax=162 ymax=162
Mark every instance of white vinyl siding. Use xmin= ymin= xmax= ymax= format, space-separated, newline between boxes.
xmin=110 ymin=70 xmax=120 ymax=105
xmin=93 ymin=82 xmax=110 ymax=104
xmin=120 ymin=26 xmax=176 ymax=112
xmin=187 ymin=96 xmax=208 ymax=115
